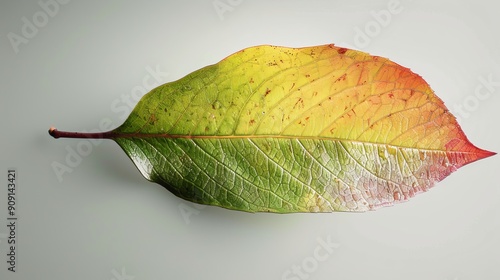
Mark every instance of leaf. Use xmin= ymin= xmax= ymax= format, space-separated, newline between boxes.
xmin=50 ymin=44 xmax=495 ymax=213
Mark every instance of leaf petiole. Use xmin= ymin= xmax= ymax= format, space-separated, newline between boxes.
xmin=48 ymin=127 xmax=115 ymax=139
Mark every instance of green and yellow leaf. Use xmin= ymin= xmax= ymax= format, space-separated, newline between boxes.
xmin=51 ymin=44 xmax=496 ymax=213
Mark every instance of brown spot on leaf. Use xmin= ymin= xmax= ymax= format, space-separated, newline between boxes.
xmin=335 ymin=73 xmax=347 ymax=82
xmin=393 ymin=192 xmax=401 ymax=201
xmin=337 ymin=48 xmax=348 ymax=54
xmin=419 ymin=151 xmax=426 ymax=161
xmin=149 ymin=114 xmax=158 ymax=125
xmin=298 ymin=117 xmax=309 ymax=127
xmin=293 ymin=98 xmax=305 ymax=109
xmin=265 ymin=88 xmax=271 ymax=96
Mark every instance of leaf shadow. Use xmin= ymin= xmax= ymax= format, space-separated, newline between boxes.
xmin=89 ymin=141 xmax=145 ymax=186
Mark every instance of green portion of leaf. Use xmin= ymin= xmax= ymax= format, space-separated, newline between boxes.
xmin=114 ymin=136 xmax=467 ymax=212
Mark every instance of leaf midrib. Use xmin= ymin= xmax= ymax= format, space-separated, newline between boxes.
xmin=110 ymin=132 xmax=486 ymax=156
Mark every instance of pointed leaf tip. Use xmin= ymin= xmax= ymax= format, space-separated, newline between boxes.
xmin=478 ymin=149 xmax=496 ymax=160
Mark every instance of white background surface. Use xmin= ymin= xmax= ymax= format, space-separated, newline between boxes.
xmin=1 ymin=1 xmax=499 ymax=279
